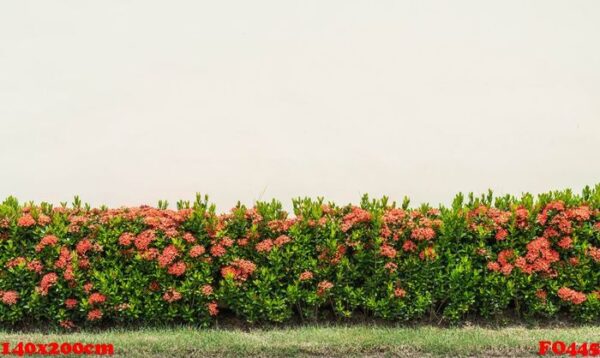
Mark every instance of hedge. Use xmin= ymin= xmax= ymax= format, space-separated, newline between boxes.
xmin=1 ymin=185 xmax=599 ymax=329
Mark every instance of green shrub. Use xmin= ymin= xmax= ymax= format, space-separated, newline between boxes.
xmin=0 ymin=185 xmax=599 ymax=329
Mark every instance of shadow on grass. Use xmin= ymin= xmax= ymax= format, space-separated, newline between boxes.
xmin=2 ymin=309 xmax=597 ymax=335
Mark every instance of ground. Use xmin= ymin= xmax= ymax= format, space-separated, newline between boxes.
xmin=1 ymin=324 xmax=599 ymax=357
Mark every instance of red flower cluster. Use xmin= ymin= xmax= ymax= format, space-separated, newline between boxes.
xmin=201 ymin=285 xmax=213 ymax=296
xmin=557 ymin=287 xmax=586 ymax=305
xmin=267 ymin=219 xmax=296 ymax=233
xmin=402 ymin=240 xmax=417 ymax=252
xmin=341 ymin=207 xmax=372 ymax=232
xmin=158 ymin=245 xmax=179 ymax=268
xmin=221 ymin=259 xmax=256 ymax=282
xmin=168 ymin=261 xmax=186 ymax=276
xmin=256 ymin=239 xmax=274 ymax=253
xmin=17 ymin=214 xmax=36 ymax=228
xmin=557 ymin=236 xmax=573 ymax=249
xmin=411 ymin=227 xmax=436 ymax=241
xmin=38 ymin=272 xmax=58 ymax=296
xmin=380 ymin=244 xmax=397 ymax=258
xmin=514 ymin=237 xmax=559 ymax=275
xmin=394 ymin=288 xmax=406 ymax=298
xmin=487 ymin=249 xmax=515 ymax=276
xmin=163 ymin=288 xmax=182 ymax=303
xmin=134 ymin=230 xmax=156 ymax=251
xmin=87 ymin=309 xmax=103 ymax=321
xmin=587 ymin=246 xmax=600 ymax=263
xmin=299 ymin=271 xmax=313 ymax=281
xmin=119 ymin=232 xmax=135 ymax=246
xmin=316 ymin=281 xmax=334 ymax=296
xmin=65 ymin=298 xmax=78 ymax=309
xmin=0 ymin=290 xmax=19 ymax=305
xmin=535 ymin=289 xmax=547 ymax=302
xmin=207 ymin=302 xmax=218 ymax=316
xmin=88 ymin=292 xmax=106 ymax=305
xmin=274 ymin=235 xmax=291 ymax=247
xmin=189 ymin=245 xmax=206 ymax=258
xmin=35 ymin=235 xmax=59 ymax=252
xmin=467 ymin=205 xmax=512 ymax=241
xmin=210 ymin=245 xmax=226 ymax=257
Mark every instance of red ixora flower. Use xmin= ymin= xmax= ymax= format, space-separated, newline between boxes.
xmin=26 ymin=259 xmax=43 ymax=274
xmin=207 ymin=301 xmax=219 ymax=316
xmin=488 ymin=249 xmax=515 ymax=276
xmin=65 ymin=298 xmax=78 ymax=309
xmin=59 ymin=320 xmax=76 ymax=329
xmin=37 ymin=214 xmax=51 ymax=226
xmin=384 ymin=262 xmax=397 ymax=273
xmin=394 ymin=288 xmax=406 ymax=298
xmin=535 ymin=289 xmax=547 ymax=302
xmin=402 ymin=240 xmax=417 ymax=253
xmin=118 ymin=232 xmax=135 ymax=246
xmin=220 ymin=236 xmax=234 ymax=247
xmin=495 ymin=229 xmax=508 ymax=241
xmin=514 ymin=237 xmax=559 ymax=275
xmin=255 ymin=239 xmax=274 ymax=253
xmin=380 ymin=244 xmax=397 ymax=258
xmin=476 ymin=248 xmax=487 ymax=256
xmin=411 ymin=227 xmax=436 ymax=241
xmin=158 ymin=245 xmax=179 ymax=268
xmin=515 ymin=206 xmax=529 ymax=229
xmin=566 ymin=205 xmax=591 ymax=221
xmin=189 ymin=245 xmax=206 ymax=258
xmin=75 ymin=238 xmax=94 ymax=255
xmin=221 ymin=259 xmax=256 ymax=282
xmin=316 ymin=281 xmax=334 ymax=296
xmin=0 ymin=290 xmax=19 ymax=305
xmin=134 ymin=230 xmax=156 ymax=251
xmin=168 ymin=261 xmax=186 ymax=276
xmin=299 ymin=271 xmax=313 ymax=281
xmin=87 ymin=309 xmax=103 ymax=321
xmin=341 ymin=207 xmax=371 ymax=232
xmin=83 ymin=282 xmax=94 ymax=294
xmin=17 ymin=214 xmax=36 ymax=227
xmin=163 ymin=288 xmax=182 ymax=303
xmin=54 ymin=247 xmax=72 ymax=270
xmin=274 ymin=235 xmax=291 ymax=247
xmin=201 ymin=285 xmax=213 ymax=296
xmin=88 ymin=292 xmax=106 ymax=305
xmin=182 ymin=232 xmax=196 ymax=243
xmin=487 ymin=261 xmax=501 ymax=272
xmin=557 ymin=287 xmax=586 ymax=305
xmin=39 ymin=273 xmax=58 ymax=296
xmin=557 ymin=236 xmax=573 ymax=249
xmin=210 ymin=244 xmax=226 ymax=257
xmin=587 ymin=246 xmax=600 ymax=263
xmin=35 ymin=235 xmax=59 ymax=252
xmin=149 ymin=281 xmax=160 ymax=292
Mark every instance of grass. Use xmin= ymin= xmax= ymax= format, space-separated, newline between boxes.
xmin=1 ymin=324 xmax=599 ymax=357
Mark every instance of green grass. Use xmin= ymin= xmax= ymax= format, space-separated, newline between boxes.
xmin=1 ymin=325 xmax=598 ymax=357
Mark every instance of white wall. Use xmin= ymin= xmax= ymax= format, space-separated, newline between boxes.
xmin=1 ymin=0 xmax=599 ymax=210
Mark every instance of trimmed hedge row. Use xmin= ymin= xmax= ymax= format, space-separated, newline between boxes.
xmin=1 ymin=185 xmax=599 ymax=328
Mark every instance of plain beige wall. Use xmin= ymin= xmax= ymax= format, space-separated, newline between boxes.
xmin=1 ymin=0 xmax=599 ymax=210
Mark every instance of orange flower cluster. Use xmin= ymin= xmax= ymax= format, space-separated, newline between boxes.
xmin=221 ymin=259 xmax=256 ymax=282
xmin=557 ymin=287 xmax=587 ymax=305
xmin=514 ymin=237 xmax=559 ymax=275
